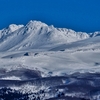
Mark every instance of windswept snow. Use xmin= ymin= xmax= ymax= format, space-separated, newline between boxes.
xmin=8 ymin=24 xmax=24 ymax=32
xmin=0 ymin=20 xmax=90 ymax=51
xmin=0 ymin=20 xmax=100 ymax=76
xmin=0 ymin=20 xmax=100 ymax=99
xmin=1 ymin=76 xmax=21 ymax=80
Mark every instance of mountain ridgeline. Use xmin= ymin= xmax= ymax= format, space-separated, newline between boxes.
xmin=0 ymin=20 xmax=99 ymax=51
xmin=0 ymin=20 xmax=100 ymax=100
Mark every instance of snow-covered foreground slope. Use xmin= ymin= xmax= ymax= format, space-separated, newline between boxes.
xmin=0 ymin=20 xmax=100 ymax=99
xmin=0 ymin=36 xmax=100 ymax=99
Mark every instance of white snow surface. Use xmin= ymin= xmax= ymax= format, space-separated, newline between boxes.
xmin=0 ymin=20 xmax=90 ymax=51
xmin=0 ymin=20 xmax=100 ymax=78
xmin=1 ymin=76 xmax=21 ymax=80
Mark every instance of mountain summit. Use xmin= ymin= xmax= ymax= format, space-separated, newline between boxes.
xmin=0 ymin=20 xmax=100 ymax=51
xmin=0 ymin=20 xmax=100 ymax=100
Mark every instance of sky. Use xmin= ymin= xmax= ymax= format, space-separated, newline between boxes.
xmin=0 ymin=0 xmax=100 ymax=33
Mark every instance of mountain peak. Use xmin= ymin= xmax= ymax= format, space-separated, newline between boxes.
xmin=8 ymin=24 xmax=24 ymax=32
xmin=1 ymin=20 xmax=100 ymax=51
xmin=26 ymin=20 xmax=48 ymax=28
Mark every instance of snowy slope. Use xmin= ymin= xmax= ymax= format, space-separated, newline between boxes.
xmin=0 ymin=20 xmax=100 ymax=100
xmin=0 ymin=20 xmax=100 ymax=76
xmin=0 ymin=20 xmax=89 ymax=51
xmin=0 ymin=24 xmax=24 ymax=38
xmin=50 ymin=35 xmax=100 ymax=52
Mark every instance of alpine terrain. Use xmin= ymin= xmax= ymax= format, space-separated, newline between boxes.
xmin=0 ymin=20 xmax=100 ymax=100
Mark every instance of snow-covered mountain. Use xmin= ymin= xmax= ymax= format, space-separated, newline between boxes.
xmin=0 ymin=20 xmax=90 ymax=51
xmin=1 ymin=20 xmax=100 ymax=100
xmin=0 ymin=24 xmax=24 ymax=38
